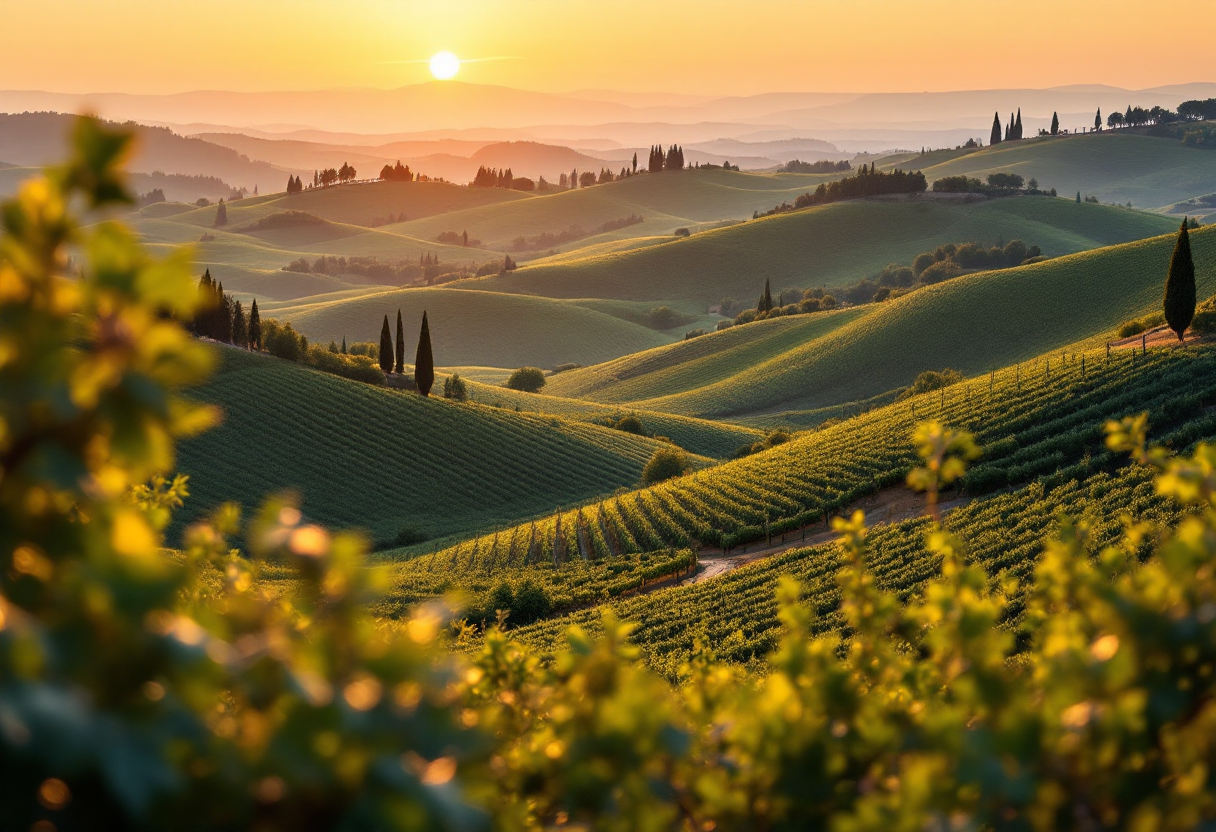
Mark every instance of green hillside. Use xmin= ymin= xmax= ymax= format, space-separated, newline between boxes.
xmin=902 ymin=132 xmax=1216 ymax=210
xmin=455 ymin=378 xmax=763 ymax=459
xmin=391 ymin=167 xmax=842 ymax=251
xmin=457 ymin=196 xmax=1177 ymax=302
xmin=545 ymin=308 xmax=867 ymax=403
xmin=176 ymin=348 xmax=700 ymax=545
xmin=270 ymin=287 xmax=674 ymax=368
xmin=622 ymin=224 xmax=1216 ymax=419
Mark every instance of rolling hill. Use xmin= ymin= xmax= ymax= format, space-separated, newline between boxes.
xmin=176 ymin=347 xmax=703 ymax=545
xmin=612 ymin=224 xmax=1216 ymax=420
xmin=390 ymin=166 xmax=846 ymax=252
xmin=545 ymin=308 xmax=868 ymax=403
xmin=895 ymin=131 xmax=1216 ymax=211
xmin=265 ymin=287 xmax=675 ymax=368
xmin=458 ymin=195 xmax=1179 ymax=302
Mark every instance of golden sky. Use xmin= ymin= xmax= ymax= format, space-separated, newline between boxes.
xmin=2 ymin=0 xmax=1213 ymax=95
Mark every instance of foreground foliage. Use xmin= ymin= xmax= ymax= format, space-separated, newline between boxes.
xmin=4 ymin=119 xmax=1216 ymax=831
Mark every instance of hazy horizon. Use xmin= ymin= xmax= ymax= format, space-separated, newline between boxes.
xmin=3 ymin=0 xmax=1214 ymax=97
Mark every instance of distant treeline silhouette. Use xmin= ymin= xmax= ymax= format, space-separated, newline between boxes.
xmin=283 ymin=253 xmax=447 ymax=283
xmin=756 ymin=164 xmax=927 ymax=217
xmin=379 ymin=161 xmax=415 ymax=181
xmin=779 ymin=159 xmax=852 ymax=174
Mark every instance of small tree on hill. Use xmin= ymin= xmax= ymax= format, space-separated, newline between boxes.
xmin=1164 ymin=218 xmax=1197 ymax=342
xmin=231 ymin=300 xmax=248 ymax=348
xmin=395 ymin=309 xmax=405 ymax=374
xmin=641 ymin=447 xmax=687 ymax=485
xmin=379 ymin=315 xmax=393 ymax=374
xmin=415 ymin=311 xmax=435 ymax=396
xmin=1051 ymin=112 xmax=1060 ymax=135
xmin=443 ymin=373 xmax=468 ymax=401
xmin=990 ymin=112 xmax=1003 ymax=146
xmin=1095 ymin=108 xmax=1103 ymax=132
xmin=214 ymin=199 xmax=227 ymax=227
xmin=506 ymin=367 xmax=546 ymax=393
xmin=248 ymin=298 xmax=261 ymax=350
xmin=340 ymin=335 xmax=347 ymax=354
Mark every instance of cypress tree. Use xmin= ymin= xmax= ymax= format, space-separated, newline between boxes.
xmin=1015 ymin=108 xmax=1023 ymax=140
xmin=1095 ymin=108 xmax=1102 ymax=132
xmin=1164 ymin=218 xmax=1197 ymax=342
xmin=341 ymin=335 xmax=347 ymax=354
xmin=248 ymin=299 xmax=261 ymax=350
xmin=1077 ymin=191 xmax=1082 ymax=204
xmin=990 ymin=112 xmax=1003 ymax=146
xmin=379 ymin=315 xmax=394 ymax=374
xmin=395 ymin=309 xmax=405 ymax=374
xmin=214 ymin=199 xmax=227 ymax=227
xmin=1051 ymin=112 xmax=1059 ymax=135
xmin=415 ymin=311 xmax=435 ymax=397
xmin=231 ymin=300 xmax=247 ymax=348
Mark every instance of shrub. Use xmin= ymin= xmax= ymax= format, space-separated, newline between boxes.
xmin=443 ymin=373 xmax=469 ymax=400
xmin=262 ymin=318 xmax=308 ymax=361
xmin=734 ymin=308 xmax=759 ymax=325
xmin=608 ymin=414 xmax=646 ymax=435
xmin=896 ymin=368 xmax=965 ymax=401
xmin=819 ymin=294 xmax=838 ymax=310
xmin=674 ymin=227 xmax=691 ymax=237
xmin=306 ymin=345 xmax=386 ymax=385
xmin=1191 ymin=296 xmax=1216 ymax=334
xmin=715 ymin=320 xmax=734 ymax=331
xmin=642 ymin=447 xmax=688 ymax=484
xmin=684 ymin=328 xmax=706 ymax=340
xmin=506 ymin=366 xmax=546 ymax=393
xmin=643 ymin=306 xmax=695 ymax=329
xmin=552 ymin=363 xmax=582 ymax=374
xmin=1116 ymin=312 xmax=1165 ymax=338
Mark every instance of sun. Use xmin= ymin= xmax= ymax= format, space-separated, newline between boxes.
xmin=429 ymin=52 xmax=460 ymax=81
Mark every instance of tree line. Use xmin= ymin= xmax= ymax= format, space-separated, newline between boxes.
xmin=755 ymin=163 xmax=927 ymax=217
xmin=648 ymin=144 xmax=685 ymax=172
xmin=190 ymin=268 xmax=260 ymax=350
xmin=378 ymin=161 xmax=415 ymax=181
xmin=778 ymin=159 xmax=852 ymax=174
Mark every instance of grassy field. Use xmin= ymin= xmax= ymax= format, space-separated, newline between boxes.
xmin=458 ymin=196 xmax=1177 ymax=303
xmin=175 ymin=347 xmax=706 ymax=546
xmin=618 ymin=224 xmax=1216 ymax=419
xmin=455 ymin=377 xmax=763 ymax=459
xmin=268 ymin=287 xmax=676 ymax=368
xmin=545 ymin=308 xmax=867 ymax=403
xmin=390 ymin=167 xmax=843 ymax=251
xmin=896 ymin=131 xmax=1216 ymax=211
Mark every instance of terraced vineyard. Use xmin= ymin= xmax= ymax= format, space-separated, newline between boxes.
xmin=508 ymin=462 xmax=1179 ymax=678
xmin=410 ymin=346 xmax=1216 ymax=572
xmin=176 ymin=348 xmax=706 ymax=544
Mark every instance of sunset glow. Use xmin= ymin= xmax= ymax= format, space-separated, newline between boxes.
xmin=429 ymin=51 xmax=460 ymax=81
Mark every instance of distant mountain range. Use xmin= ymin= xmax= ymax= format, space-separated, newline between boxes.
xmin=3 ymin=82 xmax=1214 ymax=149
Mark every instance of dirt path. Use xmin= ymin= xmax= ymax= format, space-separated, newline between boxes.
xmin=1110 ymin=325 xmax=1207 ymax=350
xmin=636 ymin=486 xmax=971 ymax=593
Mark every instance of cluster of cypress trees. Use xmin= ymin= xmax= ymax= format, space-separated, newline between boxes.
xmin=285 ymin=175 xmax=304 ymax=194
xmin=789 ymin=164 xmax=926 ymax=210
xmin=757 ymin=279 xmax=775 ymax=314
xmin=472 ymin=167 xmax=514 ymax=188
xmin=190 ymin=268 xmax=260 ymax=350
xmin=990 ymin=109 xmax=1024 ymax=145
xmin=213 ymin=199 xmax=227 ymax=227
xmin=647 ymin=145 xmax=685 ymax=173
xmin=378 ymin=161 xmax=415 ymax=182
xmin=378 ymin=309 xmax=435 ymax=396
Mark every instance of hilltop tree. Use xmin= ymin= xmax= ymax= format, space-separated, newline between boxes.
xmin=379 ymin=314 xmax=393 ymax=374
xmin=1164 ymin=218 xmax=1197 ymax=342
xmin=758 ymin=278 xmax=775 ymax=313
xmin=249 ymin=298 xmax=261 ymax=350
xmin=1014 ymin=109 xmax=1023 ymax=140
xmin=415 ymin=311 xmax=435 ymax=396
xmin=1051 ymin=112 xmax=1059 ymax=135
xmin=214 ymin=199 xmax=227 ymax=227
xmin=632 ymin=152 xmax=638 ymax=173
xmin=395 ymin=309 xmax=405 ymax=374
xmin=990 ymin=112 xmax=1003 ymax=146
xmin=1095 ymin=108 xmax=1103 ymax=132
xmin=232 ymin=299 xmax=247 ymax=348
xmin=570 ymin=168 xmax=577 ymax=189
